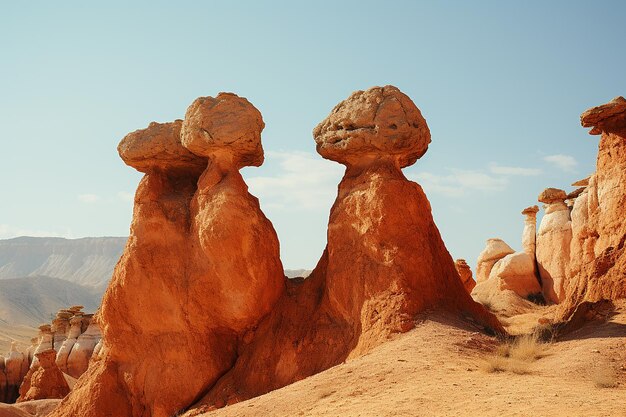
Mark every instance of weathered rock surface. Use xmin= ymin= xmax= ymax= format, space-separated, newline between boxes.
xmin=521 ymin=205 xmax=539 ymax=259
xmin=50 ymin=92 xmax=285 ymax=417
xmin=65 ymin=318 xmax=101 ymax=378
xmin=476 ymin=239 xmax=515 ymax=283
xmin=185 ymin=86 xmax=502 ymax=412
xmin=561 ymin=97 xmax=626 ymax=314
xmin=17 ymin=349 xmax=69 ymax=402
xmin=4 ymin=342 xmax=28 ymax=403
xmin=455 ymin=259 xmax=475 ymax=292
xmin=50 ymin=87 xmax=502 ymax=417
xmin=536 ymin=188 xmax=572 ymax=304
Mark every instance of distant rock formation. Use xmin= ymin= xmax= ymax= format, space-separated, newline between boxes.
xmin=536 ymin=187 xmax=572 ymax=303
xmin=476 ymin=239 xmax=515 ymax=283
xmin=17 ymin=350 xmax=69 ymax=402
xmin=472 ymin=208 xmax=542 ymax=309
xmin=561 ymin=97 xmax=626 ymax=315
xmin=49 ymin=87 xmax=502 ymax=417
xmin=455 ymin=259 xmax=475 ymax=292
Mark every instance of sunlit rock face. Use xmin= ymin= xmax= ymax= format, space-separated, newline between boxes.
xmin=455 ymin=259 xmax=476 ymax=292
xmin=50 ymin=92 xmax=285 ymax=417
xmin=561 ymin=97 xmax=626 ymax=315
xmin=17 ymin=349 xmax=69 ymax=402
xmin=536 ymin=188 xmax=572 ymax=304
xmin=186 ymin=86 xmax=502 ymax=413
xmin=50 ymin=87 xmax=502 ymax=417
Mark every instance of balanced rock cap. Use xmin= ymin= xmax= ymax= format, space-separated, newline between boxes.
xmin=521 ymin=205 xmax=539 ymax=215
xmin=538 ymin=187 xmax=567 ymax=204
xmin=571 ymin=176 xmax=590 ymax=187
xmin=118 ymin=120 xmax=205 ymax=173
xmin=181 ymin=92 xmax=265 ymax=168
xmin=313 ymin=85 xmax=431 ymax=168
xmin=581 ymin=96 xmax=626 ymax=135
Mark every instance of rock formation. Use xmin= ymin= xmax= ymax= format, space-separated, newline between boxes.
xmin=561 ymin=97 xmax=626 ymax=314
xmin=17 ymin=350 xmax=69 ymax=402
xmin=30 ymin=325 xmax=53 ymax=368
xmin=455 ymin=259 xmax=476 ymax=292
xmin=4 ymin=342 xmax=28 ymax=403
xmin=182 ymin=86 xmax=503 ymax=412
xmin=475 ymin=239 xmax=515 ymax=283
xmin=50 ymin=87 xmax=502 ymax=417
xmin=65 ymin=317 xmax=101 ymax=378
xmin=536 ymin=188 xmax=572 ymax=303
xmin=521 ymin=205 xmax=539 ymax=259
xmin=55 ymin=314 xmax=83 ymax=374
xmin=50 ymin=92 xmax=285 ymax=417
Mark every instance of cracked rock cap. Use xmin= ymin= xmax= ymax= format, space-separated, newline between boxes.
xmin=181 ymin=92 xmax=265 ymax=168
xmin=581 ymin=96 xmax=626 ymax=135
xmin=538 ymin=188 xmax=567 ymax=204
xmin=118 ymin=120 xmax=205 ymax=173
xmin=313 ymin=85 xmax=431 ymax=168
xmin=521 ymin=205 xmax=539 ymax=216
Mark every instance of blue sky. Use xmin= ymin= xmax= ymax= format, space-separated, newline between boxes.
xmin=1 ymin=1 xmax=625 ymax=269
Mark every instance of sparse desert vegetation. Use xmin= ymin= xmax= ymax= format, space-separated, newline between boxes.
xmin=480 ymin=331 xmax=548 ymax=375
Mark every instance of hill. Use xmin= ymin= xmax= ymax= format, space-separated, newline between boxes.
xmin=0 ymin=236 xmax=126 ymax=289
xmin=0 ymin=276 xmax=101 ymax=327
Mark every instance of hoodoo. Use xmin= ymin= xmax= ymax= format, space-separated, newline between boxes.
xmin=561 ymin=97 xmax=626 ymax=314
xmin=50 ymin=87 xmax=502 ymax=417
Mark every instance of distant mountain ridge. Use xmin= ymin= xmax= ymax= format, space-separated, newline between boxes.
xmin=0 ymin=276 xmax=101 ymax=327
xmin=0 ymin=236 xmax=126 ymax=289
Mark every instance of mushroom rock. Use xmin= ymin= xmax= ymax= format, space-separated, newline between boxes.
xmin=476 ymin=238 xmax=515 ymax=283
xmin=30 ymin=325 xmax=53 ymax=368
xmin=55 ymin=315 xmax=83 ymax=374
xmin=17 ymin=350 xmax=69 ymax=402
xmin=50 ymin=93 xmax=285 ymax=417
xmin=66 ymin=320 xmax=101 ymax=378
xmin=51 ymin=310 xmax=72 ymax=351
xmin=536 ymin=188 xmax=572 ymax=304
xmin=26 ymin=338 xmax=38 ymax=365
xmin=561 ymin=97 xmax=626 ymax=315
xmin=184 ymin=86 xmax=503 ymax=412
xmin=455 ymin=259 xmax=476 ymax=292
xmin=5 ymin=342 xmax=27 ymax=402
xmin=521 ymin=206 xmax=539 ymax=259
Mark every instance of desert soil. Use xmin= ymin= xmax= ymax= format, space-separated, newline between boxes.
xmin=202 ymin=302 xmax=626 ymax=417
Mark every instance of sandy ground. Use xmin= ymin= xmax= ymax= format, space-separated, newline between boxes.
xmin=202 ymin=302 xmax=626 ymax=417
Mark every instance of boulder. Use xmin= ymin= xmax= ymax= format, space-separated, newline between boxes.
xmin=17 ymin=349 xmax=69 ymax=402
xmin=476 ymin=238 xmax=515 ymax=282
xmin=536 ymin=188 xmax=572 ymax=303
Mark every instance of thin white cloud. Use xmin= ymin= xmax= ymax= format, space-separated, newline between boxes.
xmin=78 ymin=193 xmax=101 ymax=203
xmin=488 ymin=163 xmax=542 ymax=176
xmin=245 ymin=151 xmax=344 ymax=211
xmin=543 ymin=154 xmax=577 ymax=172
xmin=117 ymin=191 xmax=134 ymax=202
xmin=409 ymin=169 xmax=508 ymax=198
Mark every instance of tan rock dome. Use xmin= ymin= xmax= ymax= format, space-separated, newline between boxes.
xmin=313 ymin=85 xmax=431 ymax=168
xmin=181 ymin=92 xmax=265 ymax=168
xmin=118 ymin=120 xmax=205 ymax=173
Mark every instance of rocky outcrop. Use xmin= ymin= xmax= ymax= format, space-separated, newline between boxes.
xmin=476 ymin=239 xmax=515 ymax=283
xmin=521 ymin=206 xmax=539 ymax=259
xmin=55 ymin=314 xmax=83 ymax=374
xmin=66 ymin=317 xmax=101 ymax=378
xmin=30 ymin=325 xmax=53 ymax=368
xmin=184 ymin=86 xmax=502 ymax=412
xmin=50 ymin=87 xmax=502 ymax=417
xmin=50 ymin=92 xmax=285 ymax=417
xmin=561 ymin=97 xmax=626 ymax=314
xmin=4 ymin=342 xmax=28 ymax=403
xmin=17 ymin=350 xmax=69 ymax=402
xmin=455 ymin=259 xmax=475 ymax=292
xmin=536 ymin=188 xmax=572 ymax=304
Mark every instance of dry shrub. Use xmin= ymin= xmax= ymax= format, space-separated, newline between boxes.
xmin=480 ymin=331 xmax=547 ymax=375
xmin=592 ymin=366 xmax=618 ymax=388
